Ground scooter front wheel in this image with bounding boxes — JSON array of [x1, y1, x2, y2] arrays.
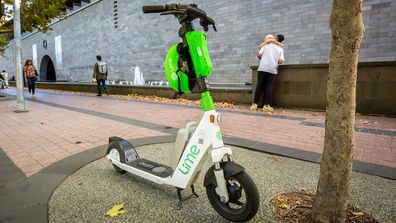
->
[[206, 171, 259, 222]]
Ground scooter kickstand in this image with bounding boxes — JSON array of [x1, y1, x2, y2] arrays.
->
[[191, 185, 199, 198], [176, 185, 199, 210], [176, 188, 183, 210]]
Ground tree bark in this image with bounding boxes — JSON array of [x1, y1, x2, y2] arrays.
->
[[312, 1, 364, 223]]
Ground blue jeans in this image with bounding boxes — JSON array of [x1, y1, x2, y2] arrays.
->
[[253, 71, 276, 105], [27, 77, 36, 94], [96, 79, 108, 95]]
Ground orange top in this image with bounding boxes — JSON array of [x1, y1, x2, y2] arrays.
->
[[24, 65, 36, 78]]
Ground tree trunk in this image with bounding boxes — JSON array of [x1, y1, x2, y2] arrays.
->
[[312, 1, 364, 223]]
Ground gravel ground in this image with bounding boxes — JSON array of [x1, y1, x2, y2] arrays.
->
[[48, 143, 396, 223]]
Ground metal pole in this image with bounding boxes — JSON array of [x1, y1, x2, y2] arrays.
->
[[13, 0, 26, 112]]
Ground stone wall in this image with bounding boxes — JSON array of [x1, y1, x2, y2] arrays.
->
[[251, 62, 396, 116], [7, 61, 396, 115], [1, 0, 395, 83]]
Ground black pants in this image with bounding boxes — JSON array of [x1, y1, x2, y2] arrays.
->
[[253, 71, 276, 105], [27, 77, 36, 94], [96, 79, 108, 95]]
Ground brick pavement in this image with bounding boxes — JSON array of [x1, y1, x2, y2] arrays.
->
[[0, 88, 395, 179], [0, 94, 167, 177]]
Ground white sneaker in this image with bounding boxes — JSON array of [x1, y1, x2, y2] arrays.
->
[[263, 105, 274, 112], [250, 103, 258, 111]]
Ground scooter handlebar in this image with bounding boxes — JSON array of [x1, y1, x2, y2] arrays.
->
[[142, 5, 166, 13], [142, 3, 216, 31], [142, 3, 193, 13], [186, 6, 206, 19]]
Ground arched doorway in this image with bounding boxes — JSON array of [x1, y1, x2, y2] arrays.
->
[[40, 55, 56, 81]]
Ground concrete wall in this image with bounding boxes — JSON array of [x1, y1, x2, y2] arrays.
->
[[1, 0, 395, 83], [251, 62, 396, 116]]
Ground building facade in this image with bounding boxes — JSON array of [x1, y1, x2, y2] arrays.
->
[[0, 0, 395, 83]]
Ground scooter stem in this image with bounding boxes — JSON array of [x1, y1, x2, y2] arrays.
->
[[201, 91, 214, 111]]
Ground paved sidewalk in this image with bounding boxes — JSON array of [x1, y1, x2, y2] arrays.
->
[[0, 88, 395, 222], [1, 88, 395, 176], [0, 93, 167, 177]]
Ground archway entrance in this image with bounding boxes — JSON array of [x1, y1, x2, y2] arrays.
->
[[40, 55, 56, 81]]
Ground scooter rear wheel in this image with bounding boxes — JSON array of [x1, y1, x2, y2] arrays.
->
[[108, 143, 127, 174], [206, 171, 259, 222], [112, 163, 127, 174]]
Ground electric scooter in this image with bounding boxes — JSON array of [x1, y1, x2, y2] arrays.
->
[[106, 4, 260, 222]]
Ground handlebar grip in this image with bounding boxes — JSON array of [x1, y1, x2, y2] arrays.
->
[[142, 5, 166, 13]]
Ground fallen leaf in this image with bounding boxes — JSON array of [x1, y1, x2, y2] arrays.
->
[[278, 202, 289, 209], [351, 211, 364, 216], [106, 203, 126, 217]]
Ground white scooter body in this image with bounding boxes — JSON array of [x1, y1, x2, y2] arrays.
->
[[106, 109, 232, 200], [106, 4, 260, 222]]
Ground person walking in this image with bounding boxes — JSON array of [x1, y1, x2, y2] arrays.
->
[[1, 70, 9, 88], [251, 34, 285, 112], [92, 55, 109, 96], [23, 59, 38, 95]]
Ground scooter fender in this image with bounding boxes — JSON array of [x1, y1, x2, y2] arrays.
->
[[204, 162, 245, 187], [107, 136, 139, 165]]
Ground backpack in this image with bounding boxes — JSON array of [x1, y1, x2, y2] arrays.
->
[[97, 61, 107, 74]]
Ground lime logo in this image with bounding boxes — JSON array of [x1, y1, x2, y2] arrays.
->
[[216, 131, 222, 141], [171, 72, 178, 80], [168, 57, 174, 70], [167, 57, 178, 80], [178, 145, 200, 175]]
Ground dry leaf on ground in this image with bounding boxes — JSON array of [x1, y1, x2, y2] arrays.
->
[[105, 203, 126, 217]]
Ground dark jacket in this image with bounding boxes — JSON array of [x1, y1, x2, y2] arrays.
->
[[93, 62, 108, 80]]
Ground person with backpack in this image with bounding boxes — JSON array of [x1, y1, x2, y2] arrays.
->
[[92, 55, 109, 96]]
